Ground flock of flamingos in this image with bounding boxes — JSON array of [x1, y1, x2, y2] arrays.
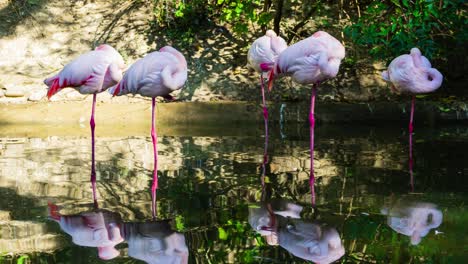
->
[[42, 29, 444, 263]]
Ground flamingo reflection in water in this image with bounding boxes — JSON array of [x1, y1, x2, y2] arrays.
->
[[48, 203, 123, 260], [381, 201, 443, 245], [48, 203, 188, 263], [248, 199, 345, 264]]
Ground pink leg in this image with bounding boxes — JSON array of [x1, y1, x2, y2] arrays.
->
[[90, 93, 98, 206], [260, 74, 269, 120], [309, 83, 317, 205], [260, 74, 269, 190], [151, 97, 158, 218], [409, 95, 415, 192]]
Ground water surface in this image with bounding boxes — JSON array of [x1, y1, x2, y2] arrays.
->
[[0, 122, 467, 263]]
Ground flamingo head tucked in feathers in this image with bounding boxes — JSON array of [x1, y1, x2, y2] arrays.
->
[[96, 44, 126, 71], [381, 47, 443, 94], [313, 31, 345, 80], [160, 46, 188, 70]]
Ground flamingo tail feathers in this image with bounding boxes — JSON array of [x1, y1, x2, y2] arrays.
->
[[46, 78, 62, 99], [47, 202, 61, 221], [109, 82, 121, 96]]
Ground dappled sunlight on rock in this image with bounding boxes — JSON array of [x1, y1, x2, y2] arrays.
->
[[0, 221, 67, 254]]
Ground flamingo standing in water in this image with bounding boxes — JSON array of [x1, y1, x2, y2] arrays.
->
[[44, 44, 125, 202], [248, 30, 287, 172], [248, 30, 288, 123], [109, 46, 188, 216], [381, 48, 443, 191], [267, 31, 345, 204]]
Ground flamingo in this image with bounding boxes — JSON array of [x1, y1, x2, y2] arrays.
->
[[44, 44, 125, 201], [247, 30, 288, 123], [267, 31, 345, 204], [249, 200, 345, 263], [48, 203, 124, 260], [124, 221, 189, 263], [381, 48, 443, 190], [381, 202, 443, 245], [49, 202, 188, 263], [109, 46, 188, 216]]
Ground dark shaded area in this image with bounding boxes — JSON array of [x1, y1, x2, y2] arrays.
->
[[93, 0, 145, 45], [0, 0, 48, 37], [147, 21, 249, 101]]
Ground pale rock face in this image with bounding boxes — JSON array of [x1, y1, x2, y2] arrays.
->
[[0, 0, 152, 103], [28, 89, 47, 101]]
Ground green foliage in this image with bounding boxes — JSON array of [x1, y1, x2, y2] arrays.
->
[[151, 0, 267, 43], [17, 255, 29, 264], [218, 226, 228, 240], [26, 0, 40, 5], [175, 214, 186, 231], [344, 0, 467, 61], [217, 0, 263, 34]]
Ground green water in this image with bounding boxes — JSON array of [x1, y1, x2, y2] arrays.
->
[[0, 123, 467, 263]]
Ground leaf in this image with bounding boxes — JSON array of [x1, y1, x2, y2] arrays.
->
[[175, 215, 185, 231], [27, 0, 39, 5], [390, 0, 401, 8], [257, 13, 273, 25], [17, 255, 29, 264], [218, 227, 228, 240], [175, 10, 184, 17]]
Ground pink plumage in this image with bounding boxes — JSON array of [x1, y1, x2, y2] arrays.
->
[[248, 30, 288, 73], [44, 44, 125, 98], [381, 48, 443, 94], [272, 31, 345, 86], [109, 46, 187, 206], [247, 29, 288, 122], [382, 48, 444, 192], [109, 46, 187, 98], [266, 31, 345, 205], [43, 44, 125, 200]]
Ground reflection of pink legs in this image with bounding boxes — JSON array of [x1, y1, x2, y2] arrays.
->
[[309, 83, 317, 205], [151, 97, 158, 218], [90, 93, 98, 205], [409, 96, 415, 192]]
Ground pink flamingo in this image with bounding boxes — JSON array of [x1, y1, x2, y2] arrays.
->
[[109, 46, 188, 217], [267, 31, 345, 205], [44, 44, 125, 202], [248, 30, 287, 123], [48, 202, 124, 260], [381, 48, 443, 191]]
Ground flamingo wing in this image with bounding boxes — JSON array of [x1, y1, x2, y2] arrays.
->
[[111, 49, 186, 98], [44, 50, 118, 97]]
